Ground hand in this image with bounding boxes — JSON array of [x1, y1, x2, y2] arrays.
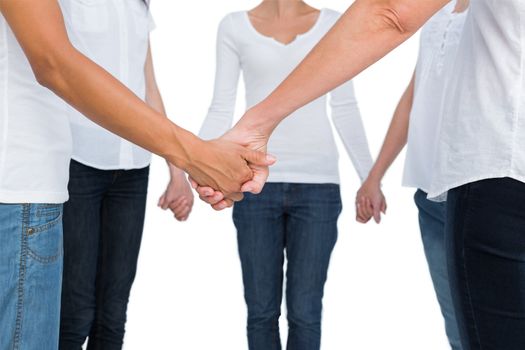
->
[[356, 177, 387, 224], [183, 134, 274, 205], [158, 171, 194, 221], [190, 109, 274, 211]]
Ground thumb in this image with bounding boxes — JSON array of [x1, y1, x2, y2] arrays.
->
[[158, 194, 166, 209], [243, 149, 276, 166]]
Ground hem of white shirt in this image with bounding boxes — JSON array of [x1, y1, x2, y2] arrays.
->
[[427, 171, 525, 202], [0, 189, 68, 204], [71, 156, 151, 171], [267, 173, 340, 185], [402, 180, 430, 194]]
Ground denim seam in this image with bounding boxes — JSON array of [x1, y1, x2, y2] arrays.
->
[[36, 205, 61, 218], [460, 184, 483, 349], [28, 213, 62, 234], [27, 249, 61, 264], [13, 204, 30, 350]]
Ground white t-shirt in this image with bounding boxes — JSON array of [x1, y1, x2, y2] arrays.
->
[[402, 2, 467, 193], [0, 0, 153, 204], [0, 12, 71, 203], [429, 0, 525, 199], [62, 0, 154, 170], [199, 9, 373, 184]]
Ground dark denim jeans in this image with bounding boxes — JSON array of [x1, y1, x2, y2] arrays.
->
[[414, 190, 462, 350], [59, 160, 149, 350], [446, 178, 525, 350], [233, 183, 342, 350]]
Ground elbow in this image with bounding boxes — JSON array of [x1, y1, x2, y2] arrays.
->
[[30, 52, 65, 91], [369, 0, 420, 36]]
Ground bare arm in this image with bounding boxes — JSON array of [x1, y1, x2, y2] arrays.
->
[[0, 0, 273, 200], [196, 0, 449, 209], [143, 44, 194, 221], [356, 72, 415, 223], [368, 71, 415, 183], [236, 0, 449, 136]]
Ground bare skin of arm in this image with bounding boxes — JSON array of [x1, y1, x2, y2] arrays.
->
[[0, 0, 274, 201], [356, 72, 415, 224], [142, 44, 195, 221], [196, 0, 450, 209]]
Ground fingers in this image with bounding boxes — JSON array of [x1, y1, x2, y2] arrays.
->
[[356, 196, 370, 223], [242, 149, 276, 167], [195, 186, 215, 197], [199, 192, 222, 205], [373, 201, 382, 224], [171, 199, 192, 221], [241, 164, 268, 194], [158, 193, 166, 209], [364, 197, 373, 220], [211, 198, 234, 211]]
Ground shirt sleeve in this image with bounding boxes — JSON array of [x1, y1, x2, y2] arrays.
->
[[329, 80, 374, 182], [198, 14, 241, 140]]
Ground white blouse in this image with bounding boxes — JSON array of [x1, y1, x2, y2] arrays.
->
[[199, 9, 373, 184], [403, 2, 467, 193], [0, 11, 71, 203], [429, 0, 525, 199], [61, 0, 155, 170]]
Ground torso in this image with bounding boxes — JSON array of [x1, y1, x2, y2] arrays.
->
[[0, 9, 71, 203], [429, 0, 525, 198], [60, 0, 153, 170], [233, 9, 346, 184], [403, 2, 467, 192]]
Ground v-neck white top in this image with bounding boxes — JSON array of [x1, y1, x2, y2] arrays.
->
[[199, 9, 373, 184], [63, 0, 155, 170], [428, 0, 525, 199], [402, 2, 467, 193]]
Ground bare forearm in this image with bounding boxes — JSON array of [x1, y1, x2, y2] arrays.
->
[[1, 0, 197, 171], [143, 45, 186, 176], [47, 49, 195, 169], [239, 0, 449, 135], [368, 73, 415, 182]]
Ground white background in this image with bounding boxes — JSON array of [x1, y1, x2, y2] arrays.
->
[[124, 1, 449, 349]]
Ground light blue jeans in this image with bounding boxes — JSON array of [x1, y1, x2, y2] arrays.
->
[[0, 203, 64, 350], [414, 190, 462, 350]]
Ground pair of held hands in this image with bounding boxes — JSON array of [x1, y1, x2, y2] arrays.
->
[[159, 119, 275, 220], [159, 119, 388, 224]]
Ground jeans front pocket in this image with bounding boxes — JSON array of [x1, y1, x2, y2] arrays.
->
[[26, 204, 63, 264]]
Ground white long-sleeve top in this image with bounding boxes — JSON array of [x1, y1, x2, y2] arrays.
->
[[199, 9, 373, 184]]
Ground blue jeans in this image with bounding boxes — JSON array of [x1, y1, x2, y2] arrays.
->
[[233, 183, 342, 350], [446, 178, 525, 350], [59, 160, 149, 350], [0, 203, 64, 350], [414, 190, 462, 350]]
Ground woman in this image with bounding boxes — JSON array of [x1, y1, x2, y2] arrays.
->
[[356, 2, 468, 349], [0, 0, 270, 348], [58, 1, 194, 348], [199, 1, 373, 349], [199, 0, 525, 348]]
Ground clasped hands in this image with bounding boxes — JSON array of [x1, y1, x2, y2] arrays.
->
[[183, 116, 274, 211]]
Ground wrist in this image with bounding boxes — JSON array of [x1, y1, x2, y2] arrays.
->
[[237, 100, 286, 138], [164, 125, 202, 173], [365, 170, 384, 186]]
